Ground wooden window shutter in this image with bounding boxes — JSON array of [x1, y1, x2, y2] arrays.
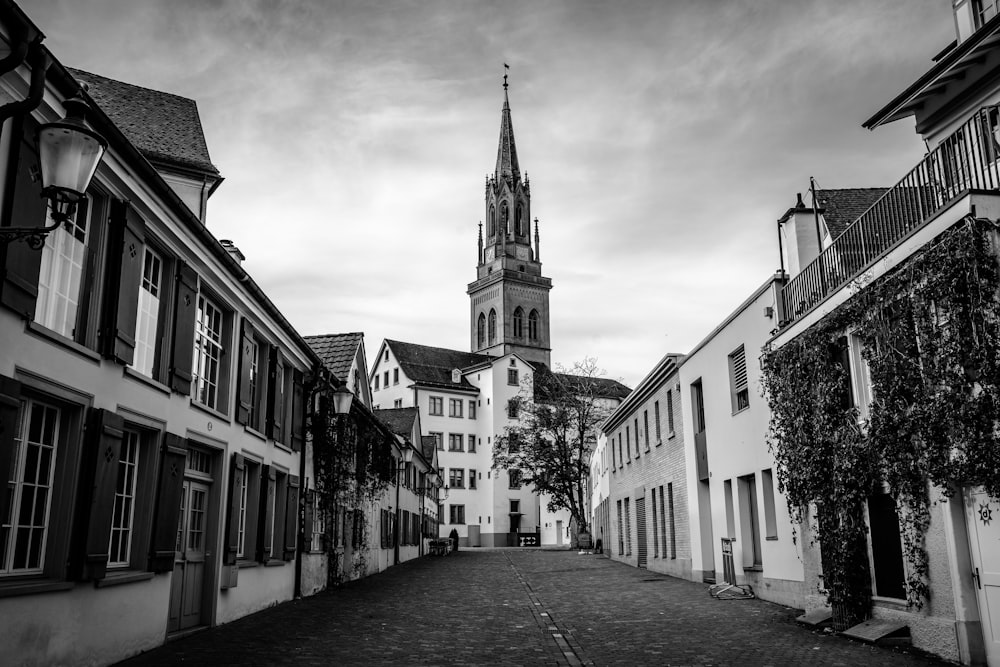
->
[[257, 464, 276, 562], [102, 200, 146, 365], [148, 433, 187, 573], [72, 408, 126, 581], [169, 262, 198, 394], [0, 375, 22, 531], [236, 320, 256, 426], [0, 118, 47, 318], [283, 475, 299, 561], [266, 347, 284, 441], [303, 489, 315, 550], [225, 453, 245, 566], [290, 369, 304, 452]]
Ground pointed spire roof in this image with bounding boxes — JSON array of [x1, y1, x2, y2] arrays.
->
[[495, 77, 521, 183]]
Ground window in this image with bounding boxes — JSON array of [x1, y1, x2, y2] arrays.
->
[[507, 398, 520, 419], [469, 470, 477, 489], [528, 309, 539, 341], [634, 419, 640, 456], [468, 434, 477, 453], [643, 411, 650, 452], [651, 491, 658, 558], [449, 468, 465, 488], [449, 504, 465, 525], [448, 433, 464, 452], [2, 398, 61, 575], [729, 345, 750, 413], [107, 430, 141, 568], [666, 484, 675, 559], [130, 247, 163, 377], [762, 469, 778, 540], [393, 399, 403, 408], [667, 390, 675, 435], [724, 479, 736, 538], [429, 396, 443, 416], [469, 400, 477, 420], [384, 349, 389, 362], [618, 434, 624, 467], [34, 198, 93, 339], [236, 458, 261, 560], [488, 309, 497, 345], [611, 436, 616, 469], [393, 369, 399, 385], [513, 307, 524, 338], [477, 313, 486, 348], [654, 401, 661, 443], [449, 399, 463, 418], [624, 498, 632, 555], [625, 427, 631, 462], [383, 371, 389, 387], [431, 432, 443, 450], [509, 469, 522, 489], [976, 0, 1000, 27], [737, 474, 762, 568], [192, 292, 226, 410], [508, 368, 519, 386], [374, 375, 379, 390], [488, 204, 496, 237]]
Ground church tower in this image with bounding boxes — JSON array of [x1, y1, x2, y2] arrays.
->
[[468, 76, 552, 366]]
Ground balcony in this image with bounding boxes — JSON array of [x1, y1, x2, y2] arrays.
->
[[780, 106, 1000, 328]]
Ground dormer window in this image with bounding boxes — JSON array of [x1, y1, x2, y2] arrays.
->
[[451, 369, 461, 383]]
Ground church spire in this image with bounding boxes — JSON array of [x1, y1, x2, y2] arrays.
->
[[495, 69, 521, 183]]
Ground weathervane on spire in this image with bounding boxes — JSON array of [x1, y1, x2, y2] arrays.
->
[[503, 63, 509, 91]]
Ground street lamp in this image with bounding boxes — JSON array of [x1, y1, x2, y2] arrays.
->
[[331, 383, 354, 415], [393, 444, 414, 566], [1, 93, 107, 248]]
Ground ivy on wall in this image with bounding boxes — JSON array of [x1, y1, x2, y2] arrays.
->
[[309, 396, 393, 585], [762, 217, 1000, 627]]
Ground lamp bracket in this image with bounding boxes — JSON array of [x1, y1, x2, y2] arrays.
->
[[0, 218, 61, 249]]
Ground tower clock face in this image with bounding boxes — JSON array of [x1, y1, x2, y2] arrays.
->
[[485, 247, 495, 262], [515, 246, 529, 260]]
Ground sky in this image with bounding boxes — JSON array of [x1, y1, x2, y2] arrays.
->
[[27, 0, 955, 388]]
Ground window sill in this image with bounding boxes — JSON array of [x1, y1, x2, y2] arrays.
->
[[189, 399, 231, 423], [264, 559, 286, 567], [872, 595, 908, 610], [95, 570, 156, 588], [744, 565, 763, 572], [25, 322, 101, 363], [731, 407, 750, 417], [243, 426, 267, 443], [0, 578, 75, 598], [123, 367, 171, 395], [237, 560, 259, 569], [765, 535, 779, 541], [273, 440, 293, 454]]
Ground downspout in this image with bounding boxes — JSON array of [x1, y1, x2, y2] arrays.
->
[[0, 41, 51, 126]]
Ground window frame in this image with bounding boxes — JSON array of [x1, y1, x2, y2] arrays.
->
[[449, 398, 463, 418], [191, 286, 233, 414], [728, 344, 750, 414], [449, 468, 465, 489], [428, 396, 443, 416], [448, 433, 464, 452]]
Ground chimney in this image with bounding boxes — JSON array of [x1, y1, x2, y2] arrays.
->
[[219, 239, 245, 266]]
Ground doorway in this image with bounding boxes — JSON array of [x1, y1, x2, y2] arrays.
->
[[966, 489, 1000, 666], [555, 520, 563, 546], [167, 448, 216, 634]]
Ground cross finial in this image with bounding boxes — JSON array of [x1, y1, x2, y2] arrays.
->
[[503, 63, 509, 91]]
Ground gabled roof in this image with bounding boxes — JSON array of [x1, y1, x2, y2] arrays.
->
[[385, 339, 489, 391], [305, 333, 364, 381], [495, 87, 521, 182], [815, 188, 890, 240], [532, 363, 632, 402], [374, 407, 419, 439], [420, 436, 438, 462], [68, 68, 219, 176]]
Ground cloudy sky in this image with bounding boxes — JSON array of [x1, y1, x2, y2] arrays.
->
[[29, 0, 953, 387]]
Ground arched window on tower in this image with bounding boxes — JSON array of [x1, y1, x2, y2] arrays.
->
[[477, 312, 486, 348], [528, 309, 539, 342], [513, 307, 524, 338], [515, 205, 523, 236], [500, 202, 509, 235], [488, 309, 497, 345], [488, 205, 496, 238]]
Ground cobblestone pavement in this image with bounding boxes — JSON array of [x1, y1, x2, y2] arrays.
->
[[119, 550, 949, 666]]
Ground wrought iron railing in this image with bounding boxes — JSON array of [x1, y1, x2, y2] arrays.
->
[[780, 105, 1000, 326]]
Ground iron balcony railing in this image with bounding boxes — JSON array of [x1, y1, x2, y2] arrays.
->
[[780, 105, 1000, 326]]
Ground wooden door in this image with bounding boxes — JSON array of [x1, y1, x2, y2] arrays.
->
[[966, 489, 1000, 666], [555, 520, 563, 545], [168, 479, 211, 633]]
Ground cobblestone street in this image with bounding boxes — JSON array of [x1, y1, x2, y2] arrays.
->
[[118, 550, 948, 666]]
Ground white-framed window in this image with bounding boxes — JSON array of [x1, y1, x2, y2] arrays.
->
[[393, 399, 403, 408], [192, 293, 225, 410], [469, 400, 476, 419], [449, 468, 465, 488], [448, 433, 464, 452], [35, 200, 91, 338], [429, 396, 443, 416], [2, 398, 61, 575], [449, 399, 463, 418], [449, 504, 465, 524], [728, 345, 749, 413], [108, 430, 141, 568], [508, 368, 518, 385], [130, 246, 163, 377]]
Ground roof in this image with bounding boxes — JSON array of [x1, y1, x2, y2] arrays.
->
[[495, 87, 521, 182], [385, 339, 490, 391], [305, 333, 364, 381], [374, 407, 419, 439], [603, 353, 683, 433], [815, 188, 889, 240], [420, 436, 438, 462], [533, 363, 632, 402], [68, 68, 219, 175]]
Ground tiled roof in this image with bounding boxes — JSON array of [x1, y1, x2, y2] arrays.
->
[[305, 333, 364, 382], [68, 68, 219, 175], [374, 407, 418, 439], [533, 363, 631, 401], [420, 436, 438, 462], [815, 188, 889, 240], [385, 340, 489, 391]]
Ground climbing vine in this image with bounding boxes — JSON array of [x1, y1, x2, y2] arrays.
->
[[309, 395, 393, 585], [762, 217, 1000, 626]]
